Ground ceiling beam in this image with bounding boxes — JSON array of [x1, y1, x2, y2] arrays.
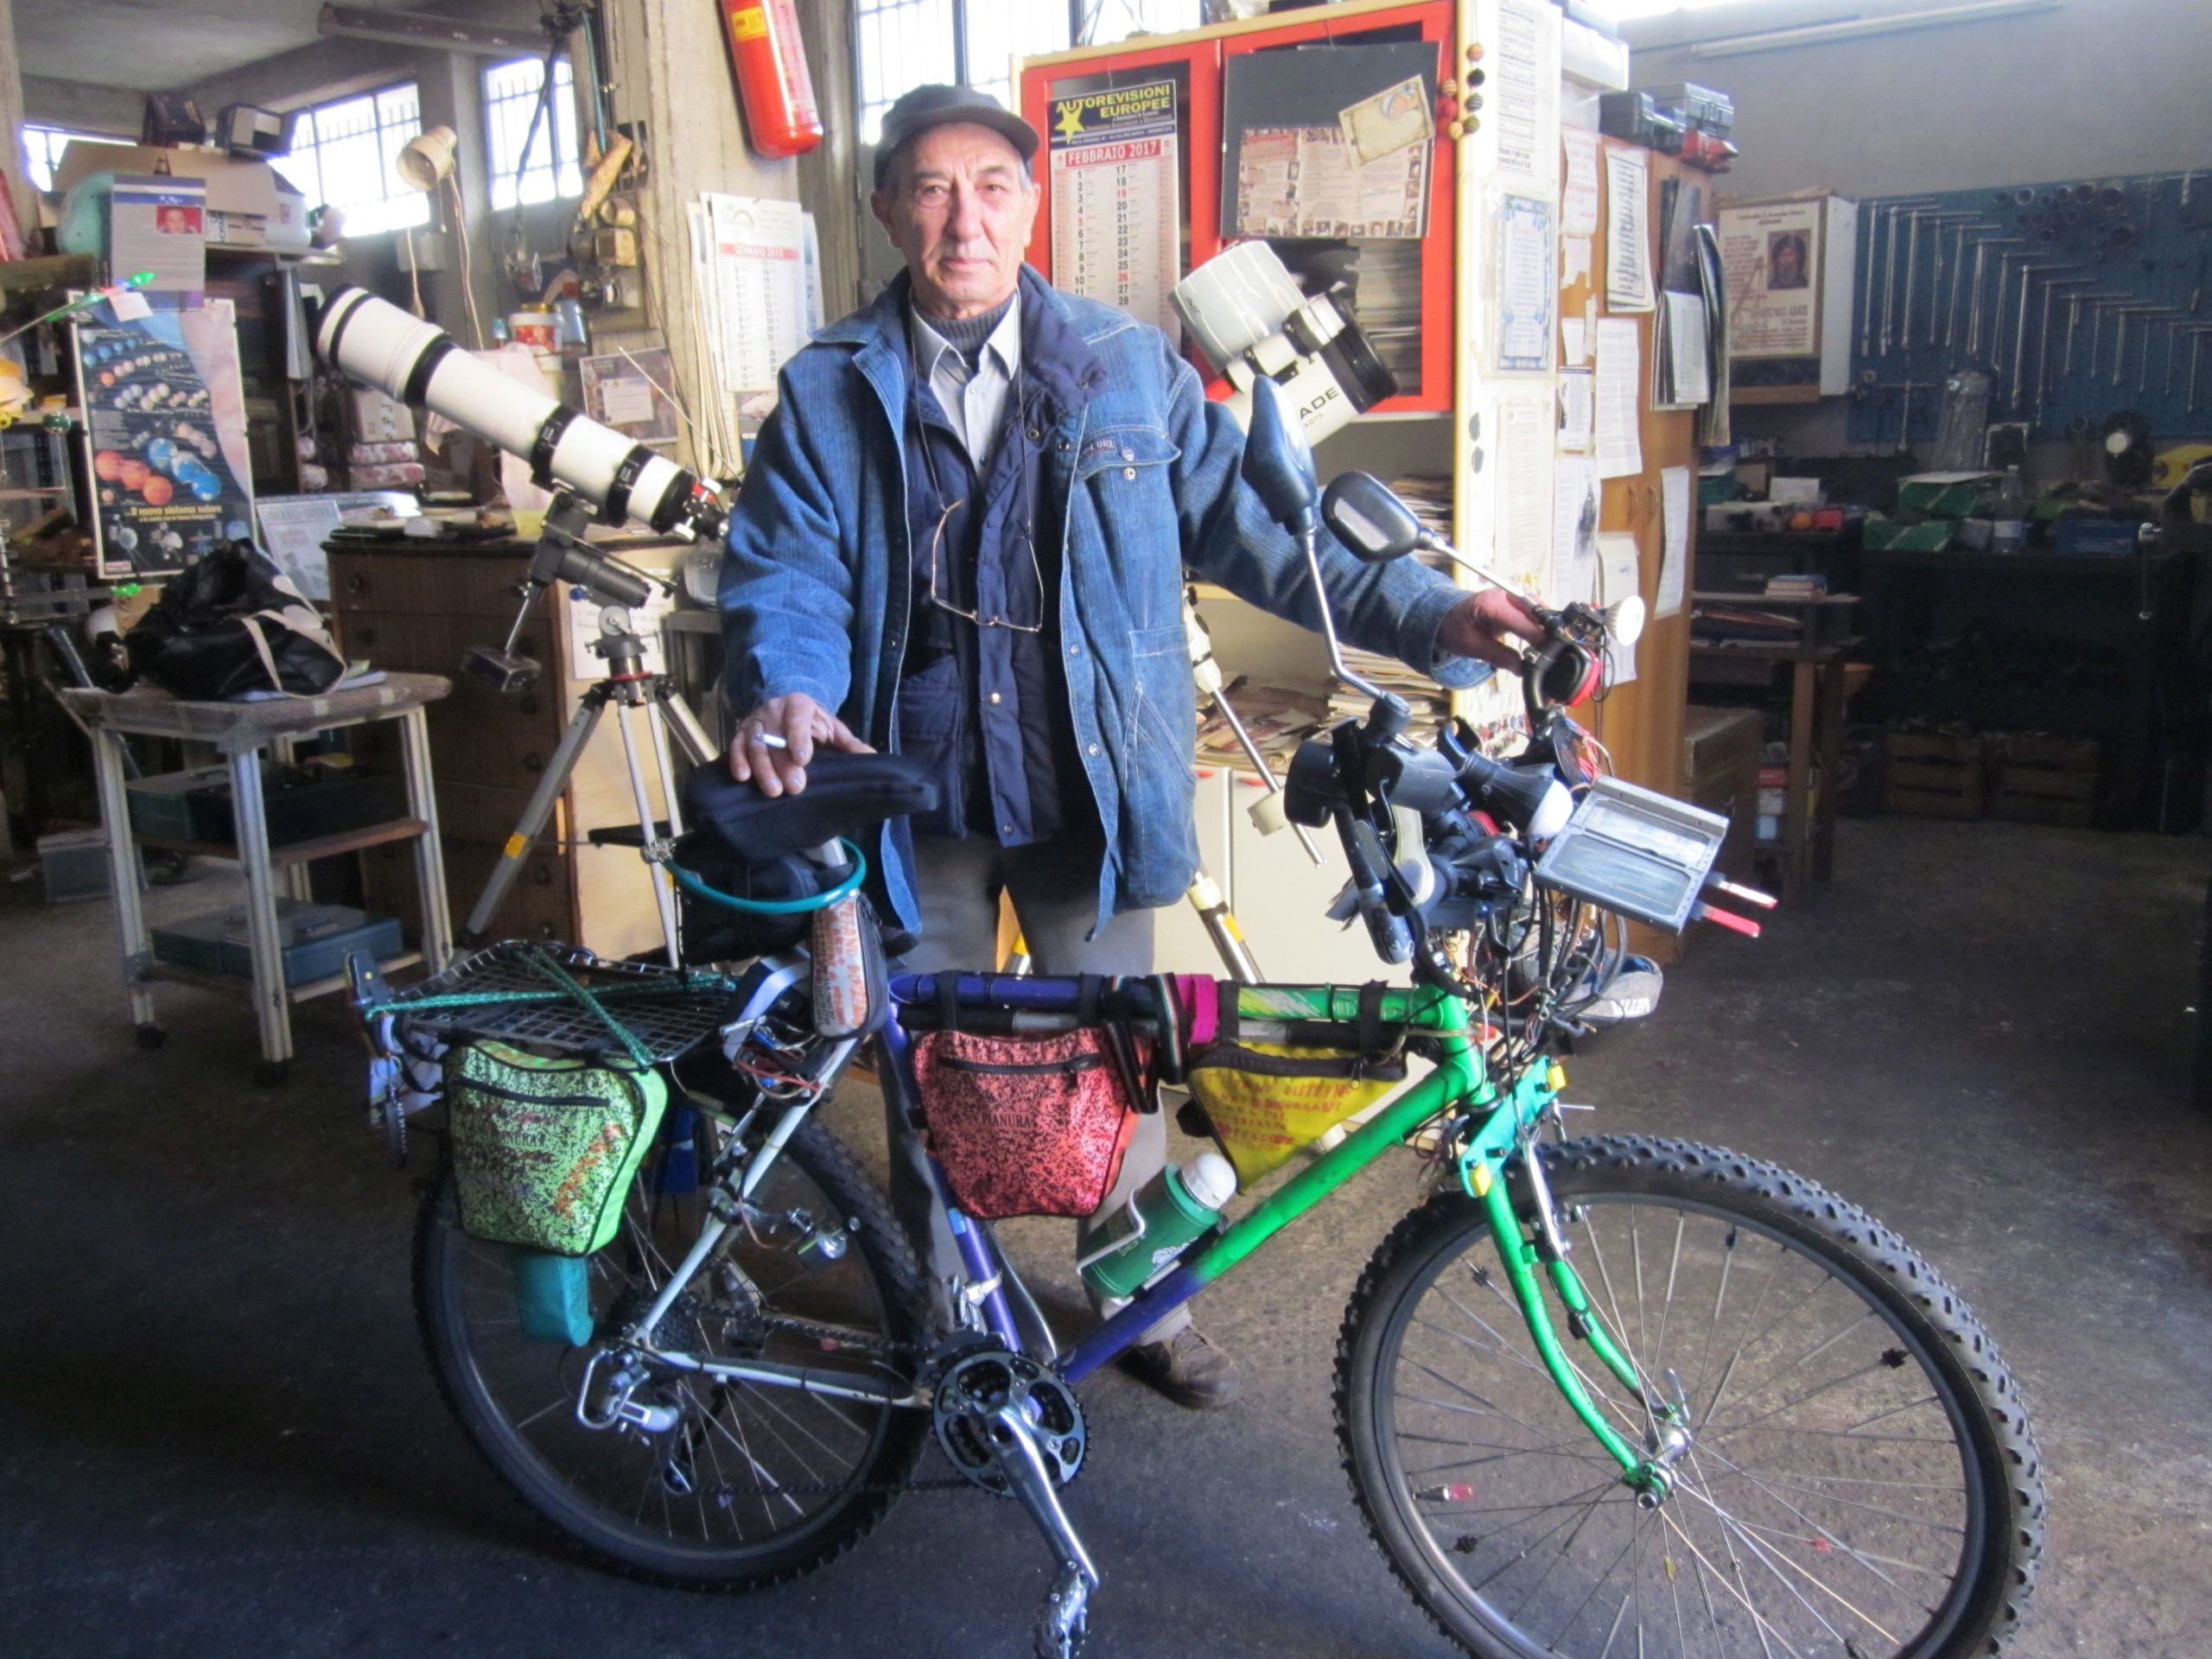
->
[[316, 5, 544, 58]]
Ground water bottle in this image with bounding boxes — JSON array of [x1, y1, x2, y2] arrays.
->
[[1078, 1152, 1239, 1300]]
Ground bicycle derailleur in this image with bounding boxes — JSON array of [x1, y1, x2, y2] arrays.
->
[[928, 1344, 1098, 1659]]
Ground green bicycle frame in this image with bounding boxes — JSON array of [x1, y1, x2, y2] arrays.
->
[[1052, 983, 1667, 1497]]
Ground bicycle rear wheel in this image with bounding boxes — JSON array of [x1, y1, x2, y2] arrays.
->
[[416, 1108, 931, 1590], [1337, 1135, 2043, 1658]]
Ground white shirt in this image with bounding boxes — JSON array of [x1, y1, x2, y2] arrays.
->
[[908, 294, 1021, 469]]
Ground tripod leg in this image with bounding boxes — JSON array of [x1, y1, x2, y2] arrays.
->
[[466, 690, 606, 944], [1185, 868, 1261, 982], [613, 700, 683, 965]]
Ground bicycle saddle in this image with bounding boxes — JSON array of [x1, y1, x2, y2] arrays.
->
[[683, 750, 940, 862]]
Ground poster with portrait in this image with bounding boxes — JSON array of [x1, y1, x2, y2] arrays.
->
[[1718, 200, 1822, 359], [70, 296, 256, 580]]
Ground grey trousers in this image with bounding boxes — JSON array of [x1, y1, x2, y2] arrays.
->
[[888, 833, 1189, 1346]]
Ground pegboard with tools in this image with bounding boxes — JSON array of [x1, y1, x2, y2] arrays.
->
[[1848, 170, 2212, 455]]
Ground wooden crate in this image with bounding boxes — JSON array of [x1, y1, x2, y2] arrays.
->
[[1883, 731, 1985, 819], [1991, 735, 2099, 828]]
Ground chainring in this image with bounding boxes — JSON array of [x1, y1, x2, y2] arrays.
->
[[931, 1348, 1087, 1497]]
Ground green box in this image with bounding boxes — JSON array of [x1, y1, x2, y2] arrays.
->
[[1894, 474, 1997, 518], [1863, 515, 1959, 552]]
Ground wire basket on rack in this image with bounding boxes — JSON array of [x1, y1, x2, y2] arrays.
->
[[379, 941, 734, 1062]]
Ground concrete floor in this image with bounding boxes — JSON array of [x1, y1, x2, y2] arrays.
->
[[3, 816, 2207, 1658]]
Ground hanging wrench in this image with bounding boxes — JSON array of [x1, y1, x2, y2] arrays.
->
[[1966, 238, 2022, 358]]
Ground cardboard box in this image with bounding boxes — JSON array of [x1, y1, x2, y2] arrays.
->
[[51, 140, 308, 251]]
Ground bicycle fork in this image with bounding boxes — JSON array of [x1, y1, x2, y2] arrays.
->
[[1459, 1067, 1688, 1505]]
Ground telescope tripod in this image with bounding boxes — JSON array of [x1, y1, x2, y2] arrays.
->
[[462, 493, 716, 965]]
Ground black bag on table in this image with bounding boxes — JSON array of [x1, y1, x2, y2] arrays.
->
[[124, 541, 346, 701]]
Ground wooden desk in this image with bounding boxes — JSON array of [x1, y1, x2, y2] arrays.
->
[[1687, 638, 1857, 899]]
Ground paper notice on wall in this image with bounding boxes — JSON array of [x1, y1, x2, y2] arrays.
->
[[1560, 368, 1594, 450], [1560, 234, 1592, 289], [1561, 316, 1588, 366], [1659, 465, 1691, 618], [1597, 531, 1643, 684], [702, 194, 809, 429], [1604, 146, 1654, 312], [1497, 194, 1556, 372], [1497, 399, 1554, 598], [1718, 198, 1822, 359], [1553, 456, 1600, 607], [1492, 0, 1558, 189], [1594, 317, 1643, 480], [1561, 127, 1601, 236], [1050, 79, 1183, 334], [1664, 290, 1713, 404], [1233, 123, 1429, 240]]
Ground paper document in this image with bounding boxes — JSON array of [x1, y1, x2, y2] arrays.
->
[[1559, 369, 1594, 451], [1596, 532, 1643, 684], [1560, 128, 1601, 236], [1664, 291, 1713, 405], [1594, 318, 1643, 480], [1561, 316, 1588, 367], [1552, 458, 1600, 608], [1491, 0, 1558, 188], [1338, 76, 1431, 167], [1659, 466, 1691, 618], [1604, 146, 1653, 312], [1497, 400, 1554, 598], [1497, 195, 1556, 372]]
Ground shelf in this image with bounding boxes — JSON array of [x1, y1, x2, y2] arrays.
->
[[142, 950, 425, 1006], [133, 817, 431, 866]]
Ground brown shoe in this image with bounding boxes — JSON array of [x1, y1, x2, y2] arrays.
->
[[1118, 1325, 1243, 1409]]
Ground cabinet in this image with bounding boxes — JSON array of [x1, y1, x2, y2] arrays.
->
[[1020, 5, 1700, 976], [327, 540, 681, 959]]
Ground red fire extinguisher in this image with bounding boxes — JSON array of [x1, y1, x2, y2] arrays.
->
[[720, 0, 823, 159]]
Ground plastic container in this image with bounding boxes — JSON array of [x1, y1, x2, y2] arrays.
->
[[152, 899, 403, 986], [1077, 1153, 1238, 1300]]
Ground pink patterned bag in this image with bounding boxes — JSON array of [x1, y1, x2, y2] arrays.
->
[[911, 1027, 1141, 1220]]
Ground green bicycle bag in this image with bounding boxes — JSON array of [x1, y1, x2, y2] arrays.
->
[[447, 1039, 667, 1256]]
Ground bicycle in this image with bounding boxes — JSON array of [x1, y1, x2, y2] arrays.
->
[[357, 380, 2044, 1657]]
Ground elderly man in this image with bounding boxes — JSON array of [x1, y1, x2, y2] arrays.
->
[[719, 85, 1540, 1408]]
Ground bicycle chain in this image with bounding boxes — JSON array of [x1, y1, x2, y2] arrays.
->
[[671, 1315, 973, 1500]]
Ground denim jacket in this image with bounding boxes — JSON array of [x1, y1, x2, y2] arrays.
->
[[718, 268, 1488, 936]]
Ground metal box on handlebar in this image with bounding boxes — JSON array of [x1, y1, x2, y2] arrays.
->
[[1532, 776, 1730, 932]]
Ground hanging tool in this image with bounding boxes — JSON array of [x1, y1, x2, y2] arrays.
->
[[1942, 222, 1999, 351], [2184, 326, 2212, 413], [2063, 291, 2129, 378], [2110, 304, 2166, 390], [1904, 212, 1978, 349], [2031, 276, 2097, 426], [1965, 237, 2022, 358], [1877, 197, 1937, 359]]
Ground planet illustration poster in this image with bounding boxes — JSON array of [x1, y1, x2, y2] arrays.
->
[[69, 296, 255, 580]]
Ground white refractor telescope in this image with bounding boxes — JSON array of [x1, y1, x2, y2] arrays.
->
[[313, 285, 725, 540]]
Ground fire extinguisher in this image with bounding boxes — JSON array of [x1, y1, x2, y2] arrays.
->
[[720, 0, 823, 159]]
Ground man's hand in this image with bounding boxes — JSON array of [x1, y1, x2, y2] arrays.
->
[[1438, 589, 1548, 672], [728, 693, 874, 798]]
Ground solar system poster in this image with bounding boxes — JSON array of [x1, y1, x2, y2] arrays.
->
[[69, 296, 254, 581]]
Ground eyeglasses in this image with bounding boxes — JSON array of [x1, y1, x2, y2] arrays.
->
[[926, 497, 1046, 632]]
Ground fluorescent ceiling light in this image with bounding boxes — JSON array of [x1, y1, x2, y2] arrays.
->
[[1692, 0, 2059, 57]]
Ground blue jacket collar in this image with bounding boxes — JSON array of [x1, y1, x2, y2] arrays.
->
[[823, 267, 1105, 418]]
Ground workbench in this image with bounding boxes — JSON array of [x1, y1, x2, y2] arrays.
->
[[61, 673, 453, 1084]]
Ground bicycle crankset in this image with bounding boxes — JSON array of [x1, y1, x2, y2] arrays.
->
[[931, 1348, 1087, 1494]]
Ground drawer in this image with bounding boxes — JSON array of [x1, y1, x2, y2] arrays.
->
[[328, 550, 534, 620], [361, 837, 576, 948], [334, 608, 556, 677]]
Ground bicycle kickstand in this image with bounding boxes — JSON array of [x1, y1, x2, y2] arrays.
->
[[988, 1402, 1101, 1658]]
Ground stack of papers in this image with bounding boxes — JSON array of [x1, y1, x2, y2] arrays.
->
[[1193, 679, 1330, 769]]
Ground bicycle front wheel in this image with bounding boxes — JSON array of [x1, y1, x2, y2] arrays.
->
[[416, 1110, 931, 1590], [1337, 1135, 2043, 1659]]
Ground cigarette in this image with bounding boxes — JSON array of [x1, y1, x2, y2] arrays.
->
[[755, 731, 788, 750]]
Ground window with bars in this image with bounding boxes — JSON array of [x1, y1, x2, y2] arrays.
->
[[483, 56, 583, 210], [271, 83, 429, 235], [23, 124, 118, 194], [855, 0, 1201, 143]]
